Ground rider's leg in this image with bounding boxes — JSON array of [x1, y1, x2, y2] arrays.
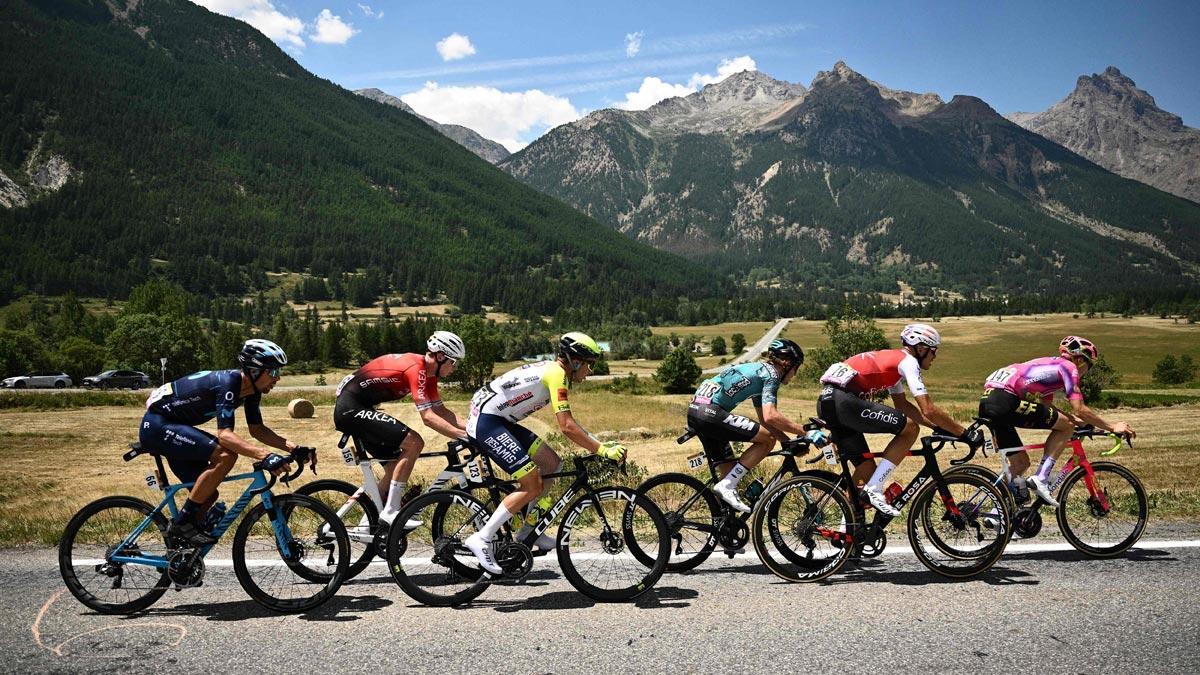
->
[[860, 418, 919, 516], [1028, 412, 1073, 505], [185, 447, 236, 509], [379, 432, 424, 523], [466, 468, 542, 574], [716, 426, 776, 485], [518, 447, 562, 550]]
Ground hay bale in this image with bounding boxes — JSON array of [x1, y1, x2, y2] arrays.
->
[[288, 398, 315, 419]]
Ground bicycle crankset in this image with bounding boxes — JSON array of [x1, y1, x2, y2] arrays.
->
[[1013, 507, 1042, 539], [717, 517, 749, 556], [859, 529, 887, 558], [167, 550, 205, 588], [496, 542, 534, 580]]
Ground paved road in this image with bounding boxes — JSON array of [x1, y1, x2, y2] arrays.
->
[[702, 317, 792, 374], [7, 524, 1199, 673]]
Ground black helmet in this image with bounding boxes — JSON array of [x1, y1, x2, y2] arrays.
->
[[767, 338, 804, 366], [238, 339, 288, 371]]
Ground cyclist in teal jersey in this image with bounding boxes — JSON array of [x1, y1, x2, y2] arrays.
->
[[688, 339, 808, 512]]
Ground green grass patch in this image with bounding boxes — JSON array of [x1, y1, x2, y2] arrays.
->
[[1094, 392, 1200, 409], [0, 391, 145, 410]]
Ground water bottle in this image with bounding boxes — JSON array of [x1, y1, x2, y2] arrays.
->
[[202, 502, 227, 534], [525, 495, 554, 526], [884, 482, 902, 505], [745, 478, 765, 505]]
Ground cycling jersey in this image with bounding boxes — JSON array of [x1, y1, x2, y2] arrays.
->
[[335, 353, 442, 410], [692, 362, 782, 411], [145, 369, 261, 430], [468, 361, 570, 423], [983, 356, 1083, 403], [820, 349, 927, 398]]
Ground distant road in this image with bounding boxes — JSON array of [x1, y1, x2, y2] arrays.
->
[[703, 317, 792, 373]]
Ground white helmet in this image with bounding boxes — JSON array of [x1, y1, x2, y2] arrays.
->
[[900, 323, 941, 349], [427, 331, 466, 360]]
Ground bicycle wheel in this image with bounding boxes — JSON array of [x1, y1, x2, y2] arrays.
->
[[945, 464, 1016, 514], [909, 473, 1011, 578], [386, 490, 490, 607], [232, 494, 350, 613], [630, 472, 718, 572], [1056, 462, 1148, 558], [751, 475, 855, 583], [294, 479, 379, 579], [59, 496, 171, 614], [556, 486, 668, 602]]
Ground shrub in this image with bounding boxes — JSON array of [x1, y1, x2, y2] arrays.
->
[[730, 333, 746, 353], [1152, 355, 1196, 385], [1079, 356, 1120, 402], [656, 347, 702, 394], [800, 307, 889, 381], [710, 336, 727, 356]]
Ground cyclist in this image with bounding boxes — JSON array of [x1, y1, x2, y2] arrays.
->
[[979, 335, 1135, 506], [333, 331, 468, 526], [462, 332, 626, 574], [140, 339, 299, 546], [688, 338, 807, 513], [817, 323, 980, 517]]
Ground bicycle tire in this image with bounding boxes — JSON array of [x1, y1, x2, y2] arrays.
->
[[59, 495, 171, 614], [631, 472, 719, 572], [386, 490, 490, 607], [908, 473, 1011, 578], [944, 464, 1017, 514], [232, 494, 350, 613], [294, 478, 379, 579], [556, 486, 669, 602], [751, 475, 856, 583], [1056, 461, 1148, 558]]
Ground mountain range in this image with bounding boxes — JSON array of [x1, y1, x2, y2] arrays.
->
[[354, 88, 510, 164], [1008, 66, 1200, 205], [501, 63, 1200, 298]]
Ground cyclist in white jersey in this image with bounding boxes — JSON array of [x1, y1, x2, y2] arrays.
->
[[463, 332, 627, 574]]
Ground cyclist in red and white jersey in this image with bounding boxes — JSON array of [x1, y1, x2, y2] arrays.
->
[[979, 336, 1135, 505], [333, 331, 468, 525], [817, 324, 981, 516]]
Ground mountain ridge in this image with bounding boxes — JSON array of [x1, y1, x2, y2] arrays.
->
[[354, 88, 510, 164]]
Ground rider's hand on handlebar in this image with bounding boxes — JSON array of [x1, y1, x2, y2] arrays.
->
[[1111, 422, 1135, 439], [294, 445, 318, 473], [260, 453, 290, 476], [597, 441, 627, 463], [961, 427, 985, 450]]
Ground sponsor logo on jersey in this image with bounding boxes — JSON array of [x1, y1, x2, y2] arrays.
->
[[360, 376, 402, 388], [860, 408, 900, 425], [557, 388, 569, 401], [497, 392, 534, 411], [353, 409, 394, 422], [500, 378, 520, 390]]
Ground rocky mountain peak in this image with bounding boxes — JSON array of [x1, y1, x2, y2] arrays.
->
[[694, 69, 806, 105], [812, 61, 871, 90], [354, 88, 510, 164], [356, 87, 416, 114]]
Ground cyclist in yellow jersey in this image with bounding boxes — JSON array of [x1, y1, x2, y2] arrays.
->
[[463, 332, 626, 573]]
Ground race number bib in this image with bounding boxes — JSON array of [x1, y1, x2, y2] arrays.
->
[[693, 381, 720, 404], [820, 362, 858, 387], [463, 457, 485, 484], [686, 452, 707, 470], [335, 373, 353, 397], [469, 387, 492, 417], [145, 382, 172, 408], [985, 367, 1015, 387]]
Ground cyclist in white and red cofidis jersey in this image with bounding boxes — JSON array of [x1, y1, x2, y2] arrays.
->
[[333, 331, 468, 526], [817, 324, 981, 516]]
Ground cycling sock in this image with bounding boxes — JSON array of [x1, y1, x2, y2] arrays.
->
[[1035, 456, 1056, 481], [865, 459, 897, 491], [176, 499, 202, 524], [383, 481, 407, 511], [478, 504, 513, 540], [718, 462, 748, 489]]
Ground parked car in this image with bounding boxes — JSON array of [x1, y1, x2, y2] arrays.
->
[[1, 372, 74, 389], [82, 370, 152, 390]]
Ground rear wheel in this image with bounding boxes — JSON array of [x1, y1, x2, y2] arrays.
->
[[909, 473, 1011, 578], [386, 490, 490, 607], [751, 475, 855, 583], [59, 496, 171, 614], [294, 479, 379, 579], [1056, 462, 1147, 558], [631, 472, 718, 572]]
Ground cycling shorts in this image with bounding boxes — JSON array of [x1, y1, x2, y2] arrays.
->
[[467, 412, 542, 479], [139, 411, 219, 483], [333, 395, 413, 461], [978, 388, 1059, 451], [686, 401, 759, 464], [816, 386, 908, 463]]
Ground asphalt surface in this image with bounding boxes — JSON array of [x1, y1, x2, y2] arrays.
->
[[702, 318, 792, 373], [6, 521, 1199, 674]]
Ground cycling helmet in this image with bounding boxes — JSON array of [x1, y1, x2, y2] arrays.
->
[[559, 332, 602, 362], [427, 330, 466, 360], [1059, 335, 1098, 364], [767, 338, 805, 366], [900, 323, 941, 349], [238, 339, 288, 371]]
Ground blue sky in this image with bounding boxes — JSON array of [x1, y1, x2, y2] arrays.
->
[[196, 0, 1200, 150]]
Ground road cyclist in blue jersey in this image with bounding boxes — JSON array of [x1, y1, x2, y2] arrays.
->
[[140, 339, 304, 547], [688, 338, 808, 513]]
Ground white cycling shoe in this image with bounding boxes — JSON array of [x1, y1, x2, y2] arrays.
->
[[981, 507, 1003, 533], [379, 510, 423, 531], [862, 486, 900, 517], [713, 483, 752, 514], [516, 525, 556, 552], [464, 533, 503, 575], [1028, 475, 1059, 507]]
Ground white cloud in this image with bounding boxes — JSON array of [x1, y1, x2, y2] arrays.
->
[[311, 9, 358, 44], [402, 82, 581, 152], [195, 0, 305, 48], [624, 31, 644, 58], [615, 56, 757, 110], [357, 3, 383, 19], [436, 33, 477, 62]]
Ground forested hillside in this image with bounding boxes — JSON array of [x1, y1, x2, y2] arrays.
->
[[0, 0, 721, 320]]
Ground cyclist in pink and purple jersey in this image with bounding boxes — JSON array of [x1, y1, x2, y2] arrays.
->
[[979, 336, 1135, 505]]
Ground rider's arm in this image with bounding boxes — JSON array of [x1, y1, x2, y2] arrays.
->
[[545, 363, 601, 453], [247, 424, 296, 452], [420, 403, 467, 438], [910, 395, 966, 436], [216, 427, 276, 460], [1068, 398, 1134, 437], [555, 409, 602, 453], [214, 390, 276, 460], [759, 402, 804, 437]]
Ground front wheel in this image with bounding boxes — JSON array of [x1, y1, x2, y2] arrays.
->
[[751, 475, 856, 583], [232, 494, 349, 613], [59, 496, 171, 614], [386, 490, 490, 607], [557, 486, 668, 602], [294, 479, 379, 579], [631, 472, 719, 572], [1056, 462, 1148, 558]]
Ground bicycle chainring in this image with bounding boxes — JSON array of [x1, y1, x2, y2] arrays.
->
[[860, 529, 887, 558], [496, 541, 533, 580], [1013, 507, 1042, 539], [717, 517, 749, 551], [167, 550, 205, 588]]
